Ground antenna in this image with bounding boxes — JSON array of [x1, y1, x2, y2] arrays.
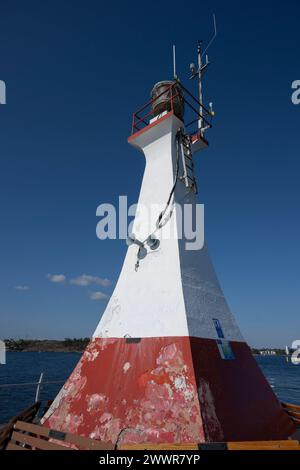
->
[[202, 13, 217, 58], [189, 14, 217, 132], [173, 45, 177, 79]]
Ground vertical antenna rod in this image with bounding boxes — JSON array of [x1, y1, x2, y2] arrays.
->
[[173, 45, 177, 79], [197, 41, 203, 130]]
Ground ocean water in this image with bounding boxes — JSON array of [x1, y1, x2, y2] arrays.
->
[[0, 352, 299, 425]]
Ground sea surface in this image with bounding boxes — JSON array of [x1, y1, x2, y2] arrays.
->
[[0, 352, 299, 425]]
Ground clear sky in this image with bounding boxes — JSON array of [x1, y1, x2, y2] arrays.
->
[[0, 0, 299, 347]]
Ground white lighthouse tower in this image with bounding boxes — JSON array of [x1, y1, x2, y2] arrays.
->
[[42, 70, 295, 444]]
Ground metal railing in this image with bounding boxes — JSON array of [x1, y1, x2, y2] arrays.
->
[[131, 81, 212, 136], [0, 372, 64, 402]]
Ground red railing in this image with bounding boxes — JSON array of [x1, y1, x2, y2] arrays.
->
[[131, 81, 212, 136]]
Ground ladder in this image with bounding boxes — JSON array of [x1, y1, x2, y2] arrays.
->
[[179, 133, 197, 192]]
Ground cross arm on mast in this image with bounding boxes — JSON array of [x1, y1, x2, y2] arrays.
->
[[189, 13, 217, 133]]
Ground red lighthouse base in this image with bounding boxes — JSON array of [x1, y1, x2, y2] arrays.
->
[[42, 337, 295, 445]]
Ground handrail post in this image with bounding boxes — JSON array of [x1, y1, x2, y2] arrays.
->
[[35, 372, 44, 403]]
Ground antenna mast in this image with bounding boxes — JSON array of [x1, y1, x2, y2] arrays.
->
[[189, 14, 217, 133], [197, 41, 203, 130]]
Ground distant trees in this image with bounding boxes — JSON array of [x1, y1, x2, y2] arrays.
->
[[4, 339, 35, 351], [2, 339, 287, 355], [63, 338, 90, 350], [4, 338, 90, 351]]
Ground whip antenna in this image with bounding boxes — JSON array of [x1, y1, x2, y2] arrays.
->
[[173, 45, 177, 79], [202, 13, 217, 57]]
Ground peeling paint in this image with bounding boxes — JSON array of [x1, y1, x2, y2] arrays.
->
[[174, 375, 186, 391], [42, 337, 205, 445], [86, 393, 108, 414], [42, 335, 294, 445], [123, 362, 131, 373]]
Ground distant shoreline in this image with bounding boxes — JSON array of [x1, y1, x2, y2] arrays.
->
[[7, 349, 83, 353], [3, 339, 286, 356], [4, 338, 89, 353]]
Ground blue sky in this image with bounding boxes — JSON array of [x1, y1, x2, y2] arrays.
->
[[0, 1, 299, 347]]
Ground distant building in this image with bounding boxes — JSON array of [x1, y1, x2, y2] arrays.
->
[[259, 349, 276, 356]]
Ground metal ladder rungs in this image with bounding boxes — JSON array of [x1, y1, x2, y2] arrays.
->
[[179, 134, 197, 192], [185, 163, 194, 172]]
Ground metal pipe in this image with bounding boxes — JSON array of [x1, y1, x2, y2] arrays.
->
[[173, 45, 176, 79], [35, 372, 44, 403], [0, 380, 64, 388], [197, 41, 203, 131]]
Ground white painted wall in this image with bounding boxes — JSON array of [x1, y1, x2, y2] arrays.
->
[[93, 114, 244, 342]]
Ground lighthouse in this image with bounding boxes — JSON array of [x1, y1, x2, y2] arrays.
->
[[42, 77, 295, 445]]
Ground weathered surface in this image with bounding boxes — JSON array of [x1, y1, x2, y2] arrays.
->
[[42, 337, 295, 444], [42, 337, 205, 445]]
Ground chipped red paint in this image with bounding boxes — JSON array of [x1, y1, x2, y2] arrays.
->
[[42, 337, 295, 445], [42, 337, 204, 445]]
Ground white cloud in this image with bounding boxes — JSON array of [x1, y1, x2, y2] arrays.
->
[[47, 274, 66, 284], [46, 273, 111, 296], [70, 274, 111, 287], [89, 291, 108, 301], [15, 285, 30, 291]]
